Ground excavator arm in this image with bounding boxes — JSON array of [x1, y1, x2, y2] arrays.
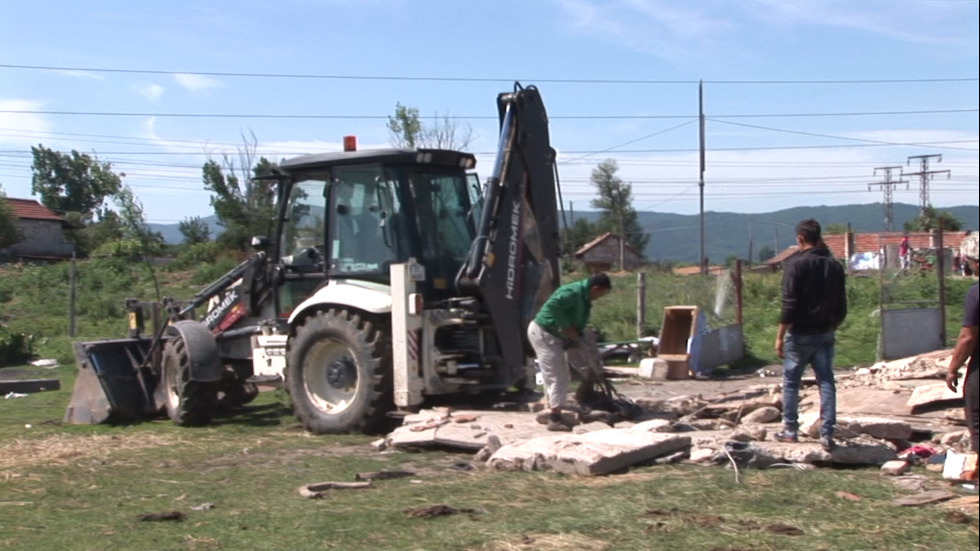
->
[[459, 83, 562, 373]]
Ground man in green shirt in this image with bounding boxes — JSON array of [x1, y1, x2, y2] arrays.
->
[[527, 273, 612, 431]]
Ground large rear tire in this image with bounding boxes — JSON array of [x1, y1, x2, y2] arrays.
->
[[287, 309, 392, 434], [161, 337, 218, 426]]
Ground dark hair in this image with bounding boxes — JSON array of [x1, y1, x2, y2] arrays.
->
[[795, 219, 822, 246], [589, 272, 612, 290]]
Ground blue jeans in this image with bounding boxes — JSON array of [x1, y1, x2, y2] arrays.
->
[[782, 332, 837, 438]]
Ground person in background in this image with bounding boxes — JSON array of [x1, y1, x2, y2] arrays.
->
[[946, 231, 979, 453], [527, 273, 612, 431], [775, 219, 848, 452], [899, 235, 911, 270]]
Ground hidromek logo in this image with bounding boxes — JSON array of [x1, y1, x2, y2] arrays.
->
[[505, 202, 520, 300], [204, 292, 238, 329]]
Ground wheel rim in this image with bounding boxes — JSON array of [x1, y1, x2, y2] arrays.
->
[[303, 338, 359, 414], [163, 352, 182, 409]]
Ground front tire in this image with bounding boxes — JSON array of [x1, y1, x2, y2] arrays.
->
[[287, 309, 392, 434], [160, 337, 218, 426]]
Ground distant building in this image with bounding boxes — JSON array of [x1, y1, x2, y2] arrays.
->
[[1, 198, 76, 262], [758, 230, 970, 272], [574, 232, 643, 272]]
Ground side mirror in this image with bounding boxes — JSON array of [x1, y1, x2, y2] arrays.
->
[[251, 236, 270, 251]]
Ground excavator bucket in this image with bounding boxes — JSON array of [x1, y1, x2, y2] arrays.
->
[[64, 338, 160, 424]]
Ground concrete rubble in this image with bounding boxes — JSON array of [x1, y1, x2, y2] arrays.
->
[[378, 348, 973, 477]]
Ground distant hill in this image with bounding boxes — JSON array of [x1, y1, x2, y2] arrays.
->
[[569, 203, 978, 264], [152, 203, 977, 264], [151, 216, 223, 245]]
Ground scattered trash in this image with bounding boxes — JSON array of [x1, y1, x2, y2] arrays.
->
[[403, 504, 487, 519], [942, 451, 979, 481], [768, 523, 804, 536], [354, 470, 415, 481], [190, 502, 215, 511], [898, 445, 938, 461], [137, 511, 186, 522], [944, 510, 972, 524], [29, 359, 59, 368], [298, 480, 372, 499], [5, 392, 28, 399]]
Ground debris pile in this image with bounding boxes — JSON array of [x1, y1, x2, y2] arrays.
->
[[378, 348, 975, 478]]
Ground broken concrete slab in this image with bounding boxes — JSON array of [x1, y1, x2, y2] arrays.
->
[[880, 460, 911, 476], [487, 431, 692, 476], [630, 419, 673, 432], [741, 406, 780, 424], [387, 409, 548, 451], [848, 416, 913, 440], [892, 489, 958, 507], [907, 383, 963, 412], [737, 440, 897, 467]]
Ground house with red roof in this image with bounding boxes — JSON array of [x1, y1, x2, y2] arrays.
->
[[573, 232, 643, 272], [1, 198, 76, 262]]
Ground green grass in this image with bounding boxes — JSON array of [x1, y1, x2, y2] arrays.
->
[[2, 379, 977, 551]]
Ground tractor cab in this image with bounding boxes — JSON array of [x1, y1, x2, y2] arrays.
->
[[274, 146, 480, 313]]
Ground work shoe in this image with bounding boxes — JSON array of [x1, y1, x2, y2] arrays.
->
[[546, 420, 573, 432], [774, 431, 798, 443], [820, 435, 836, 452]]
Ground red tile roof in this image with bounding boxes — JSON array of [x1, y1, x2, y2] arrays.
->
[[573, 232, 642, 257], [5, 198, 67, 222]]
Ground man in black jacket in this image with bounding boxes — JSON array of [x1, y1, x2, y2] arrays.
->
[[774, 219, 848, 452]]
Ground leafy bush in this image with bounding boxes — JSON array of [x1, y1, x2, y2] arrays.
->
[[0, 325, 33, 366], [164, 241, 227, 272], [191, 257, 242, 285]]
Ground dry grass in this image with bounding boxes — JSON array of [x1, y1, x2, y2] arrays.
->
[[480, 532, 610, 551], [0, 432, 182, 471]]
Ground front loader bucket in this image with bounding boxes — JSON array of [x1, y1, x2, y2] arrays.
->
[[65, 338, 160, 424]]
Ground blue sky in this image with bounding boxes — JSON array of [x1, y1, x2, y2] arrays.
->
[[1, 0, 977, 225]]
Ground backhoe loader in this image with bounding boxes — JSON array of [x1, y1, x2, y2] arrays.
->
[[66, 83, 563, 434]]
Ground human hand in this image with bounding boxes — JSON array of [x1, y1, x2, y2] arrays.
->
[[774, 338, 784, 360], [945, 369, 959, 393]]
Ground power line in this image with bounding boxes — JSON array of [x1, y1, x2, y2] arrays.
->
[[2, 63, 977, 85], [1, 107, 975, 121]]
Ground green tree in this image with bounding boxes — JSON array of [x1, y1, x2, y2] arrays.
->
[[179, 216, 211, 245], [30, 145, 122, 221], [561, 217, 599, 256], [0, 188, 23, 250], [903, 206, 962, 232], [202, 134, 278, 251], [824, 223, 848, 235], [387, 103, 474, 150], [757, 244, 775, 262], [387, 103, 422, 149], [588, 159, 648, 263], [29, 145, 127, 255]]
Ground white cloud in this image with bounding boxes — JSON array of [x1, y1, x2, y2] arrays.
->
[[555, 0, 735, 60], [0, 99, 52, 144], [174, 73, 222, 94], [553, 0, 978, 59], [135, 83, 165, 102], [58, 70, 105, 81]]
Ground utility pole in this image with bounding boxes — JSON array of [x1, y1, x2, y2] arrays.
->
[[906, 154, 950, 215], [698, 80, 706, 275], [618, 189, 625, 271], [868, 166, 908, 231]]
